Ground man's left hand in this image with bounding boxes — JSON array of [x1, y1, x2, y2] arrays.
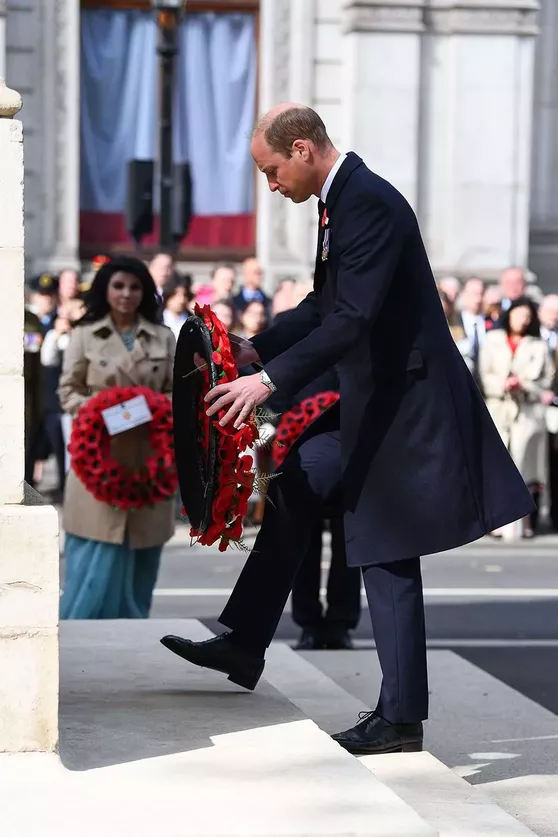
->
[[205, 374, 271, 429]]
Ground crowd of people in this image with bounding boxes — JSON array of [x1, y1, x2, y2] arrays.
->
[[437, 267, 558, 537], [22, 253, 558, 636]]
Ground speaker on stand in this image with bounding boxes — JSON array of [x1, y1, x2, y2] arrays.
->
[[126, 160, 155, 245], [173, 161, 193, 245]]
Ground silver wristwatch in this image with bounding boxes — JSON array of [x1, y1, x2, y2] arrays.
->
[[260, 369, 277, 393]]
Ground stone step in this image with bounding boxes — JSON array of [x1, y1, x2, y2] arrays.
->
[[0, 619, 435, 837], [264, 644, 540, 837], [295, 646, 558, 837]]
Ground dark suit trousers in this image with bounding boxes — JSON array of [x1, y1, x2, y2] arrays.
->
[[292, 518, 361, 630], [219, 429, 429, 723]]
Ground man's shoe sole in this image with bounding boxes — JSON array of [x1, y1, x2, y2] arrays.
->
[[333, 738, 423, 755]]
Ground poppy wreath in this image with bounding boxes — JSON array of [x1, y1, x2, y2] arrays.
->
[[272, 391, 340, 468], [186, 304, 259, 552], [69, 385, 178, 510]]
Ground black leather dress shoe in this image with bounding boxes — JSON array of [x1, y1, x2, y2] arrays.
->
[[294, 628, 323, 650], [323, 626, 354, 650], [160, 632, 264, 691], [332, 711, 423, 755]]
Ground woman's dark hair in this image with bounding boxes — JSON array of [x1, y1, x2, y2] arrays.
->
[[76, 256, 160, 325], [162, 272, 194, 306], [499, 295, 540, 338]]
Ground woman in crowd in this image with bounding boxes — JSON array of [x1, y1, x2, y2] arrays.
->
[[211, 298, 238, 332], [58, 256, 176, 618], [238, 299, 268, 340], [162, 273, 193, 340], [479, 297, 554, 537]]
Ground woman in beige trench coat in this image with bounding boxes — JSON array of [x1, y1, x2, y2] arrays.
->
[[479, 297, 555, 537], [59, 256, 176, 618]]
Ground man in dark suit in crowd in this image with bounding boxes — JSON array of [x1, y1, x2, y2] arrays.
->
[[163, 104, 533, 755], [233, 257, 272, 316]]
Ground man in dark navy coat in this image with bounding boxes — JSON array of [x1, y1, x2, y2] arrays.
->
[[162, 104, 533, 755]]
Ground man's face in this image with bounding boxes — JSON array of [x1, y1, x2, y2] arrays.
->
[[500, 268, 525, 301], [461, 279, 484, 315], [150, 254, 174, 288], [212, 268, 235, 299], [539, 298, 558, 331], [242, 258, 263, 290], [251, 135, 315, 204]]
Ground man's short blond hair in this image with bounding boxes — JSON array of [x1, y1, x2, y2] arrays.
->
[[254, 106, 332, 158]]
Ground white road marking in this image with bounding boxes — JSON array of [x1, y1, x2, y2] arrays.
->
[[153, 586, 558, 599]]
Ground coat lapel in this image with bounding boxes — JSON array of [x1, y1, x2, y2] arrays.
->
[[93, 315, 157, 387]]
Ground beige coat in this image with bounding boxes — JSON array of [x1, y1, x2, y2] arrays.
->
[[479, 330, 555, 485], [58, 314, 176, 548]]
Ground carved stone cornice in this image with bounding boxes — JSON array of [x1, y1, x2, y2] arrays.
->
[[343, 1, 426, 34], [424, 1, 540, 36]]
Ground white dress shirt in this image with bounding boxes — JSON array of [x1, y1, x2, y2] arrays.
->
[[320, 153, 347, 203], [461, 310, 486, 346]]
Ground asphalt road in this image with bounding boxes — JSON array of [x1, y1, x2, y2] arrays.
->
[[152, 523, 558, 715]]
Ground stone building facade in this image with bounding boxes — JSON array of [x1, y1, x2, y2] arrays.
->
[[2, 0, 558, 291]]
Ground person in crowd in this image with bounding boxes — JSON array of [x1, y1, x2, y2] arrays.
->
[[539, 294, 558, 352], [23, 308, 44, 486], [272, 278, 296, 318], [27, 273, 59, 334], [58, 268, 81, 310], [162, 273, 194, 340], [195, 264, 236, 307], [58, 256, 176, 619], [458, 277, 486, 380], [499, 267, 526, 313], [483, 286, 503, 330], [149, 252, 175, 298], [438, 289, 472, 372], [479, 297, 554, 538], [438, 276, 461, 306], [238, 299, 268, 340], [211, 299, 238, 332], [40, 298, 86, 477], [233, 257, 272, 315], [538, 294, 558, 529], [25, 274, 62, 492]]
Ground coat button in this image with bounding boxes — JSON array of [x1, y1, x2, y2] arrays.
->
[[153, 365, 159, 372], [100, 360, 107, 367]]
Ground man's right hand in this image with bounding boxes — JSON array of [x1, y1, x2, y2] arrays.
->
[[229, 333, 261, 368]]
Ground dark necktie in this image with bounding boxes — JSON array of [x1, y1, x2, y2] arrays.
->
[[472, 321, 480, 363], [318, 199, 325, 222]]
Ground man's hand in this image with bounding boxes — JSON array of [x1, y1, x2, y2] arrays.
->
[[206, 373, 271, 428], [229, 333, 261, 368]]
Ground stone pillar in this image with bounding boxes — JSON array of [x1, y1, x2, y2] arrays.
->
[[420, 0, 540, 278], [257, 0, 316, 293], [341, 1, 425, 210], [529, 0, 558, 289], [0, 79, 59, 753], [0, 1, 6, 79]]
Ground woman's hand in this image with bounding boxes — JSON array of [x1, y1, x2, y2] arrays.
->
[[504, 374, 521, 392]]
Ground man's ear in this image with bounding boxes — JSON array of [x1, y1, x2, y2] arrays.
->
[[292, 139, 310, 160]]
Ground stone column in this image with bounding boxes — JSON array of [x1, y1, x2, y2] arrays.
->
[[0, 1, 6, 79], [0, 79, 59, 754], [257, 0, 316, 293], [420, 0, 540, 278], [341, 1, 425, 210]]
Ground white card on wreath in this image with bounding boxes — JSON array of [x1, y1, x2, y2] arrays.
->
[[101, 395, 153, 436]]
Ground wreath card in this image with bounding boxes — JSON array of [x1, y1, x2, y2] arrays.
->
[[102, 394, 152, 436]]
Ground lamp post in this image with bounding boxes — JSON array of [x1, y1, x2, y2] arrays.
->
[[151, 0, 185, 250]]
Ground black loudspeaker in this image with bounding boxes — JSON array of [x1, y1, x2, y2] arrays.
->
[[173, 161, 193, 242], [126, 160, 154, 243]]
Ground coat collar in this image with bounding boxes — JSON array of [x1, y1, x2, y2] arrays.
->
[[324, 151, 363, 212], [90, 314, 162, 386], [91, 313, 157, 339]]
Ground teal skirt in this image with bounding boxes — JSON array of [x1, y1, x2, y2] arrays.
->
[[61, 533, 162, 619]]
